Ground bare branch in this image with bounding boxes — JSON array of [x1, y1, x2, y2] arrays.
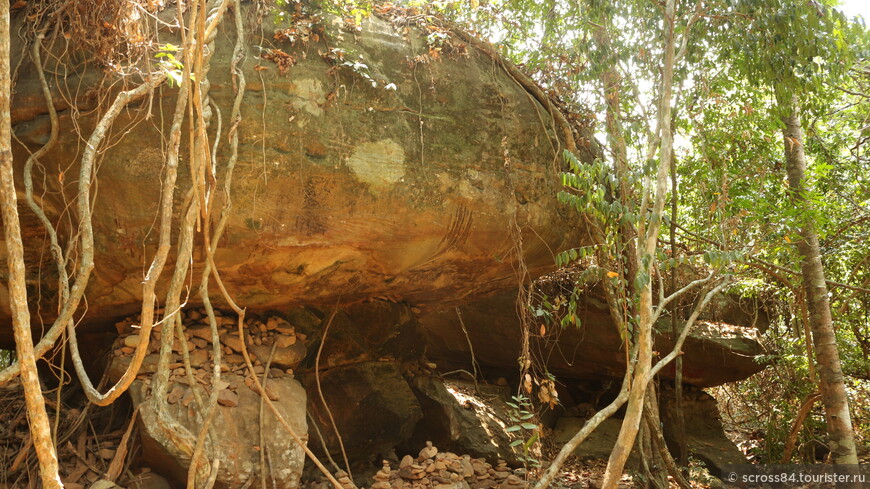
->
[[650, 271, 715, 324], [533, 362, 632, 489], [675, 0, 705, 62], [650, 277, 732, 379], [750, 256, 870, 294]]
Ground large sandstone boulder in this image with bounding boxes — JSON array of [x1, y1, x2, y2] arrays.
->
[[1, 3, 589, 345], [0, 1, 767, 481], [406, 377, 525, 465], [132, 377, 307, 488], [299, 362, 423, 461]]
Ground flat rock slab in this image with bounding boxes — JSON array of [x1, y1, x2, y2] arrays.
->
[[418, 289, 766, 388]]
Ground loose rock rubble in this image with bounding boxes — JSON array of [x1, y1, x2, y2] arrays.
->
[[111, 307, 309, 407], [309, 442, 530, 489]]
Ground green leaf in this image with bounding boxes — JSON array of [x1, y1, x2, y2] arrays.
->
[[523, 432, 540, 450]]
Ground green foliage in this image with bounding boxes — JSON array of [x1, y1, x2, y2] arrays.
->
[[557, 151, 634, 227], [0, 350, 11, 370], [532, 289, 583, 329], [711, 0, 864, 111], [505, 394, 541, 467], [430, 0, 870, 462], [155, 43, 184, 87]]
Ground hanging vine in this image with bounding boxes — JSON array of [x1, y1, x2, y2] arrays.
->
[[0, 1, 348, 487]]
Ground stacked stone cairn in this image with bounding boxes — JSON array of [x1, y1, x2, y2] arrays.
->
[[111, 307, 308, 407], [359, 442, 528, 489]]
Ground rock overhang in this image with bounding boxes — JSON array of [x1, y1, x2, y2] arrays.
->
[[0, 3, 591, 345]]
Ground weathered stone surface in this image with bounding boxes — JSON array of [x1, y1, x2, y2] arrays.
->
[[124, 472, 172, 489], [300, 361, 423, 460], [552, 417, 639, 466], [216, 388, 239, 407], [111, 349, 307, 489], [701, 293, 772, 333], [1, 4, 590, 345], [659, 384, 748, 474], [418, 290, 766, 388], [308, 302, 424, 369], [250, 342, 307, 369], [408, 377, 523, 465]]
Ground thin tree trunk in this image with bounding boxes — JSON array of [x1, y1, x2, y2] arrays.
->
[[641, 385, 669, 489], [797, 289, 818, 384], [600, 0, 677, 486], [669, 117, 688, 470], [644, 387, 691, 489], [781, 392, 821, 463], [781, 97, 858, 465], [638, 421, 653, 489], [0, 5, 62, 487]]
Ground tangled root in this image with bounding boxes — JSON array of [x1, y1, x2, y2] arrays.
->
[[21, 0, 162, 69]]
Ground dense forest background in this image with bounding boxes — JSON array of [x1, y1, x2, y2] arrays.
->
[[447, 0, 870, 459], [426, 0, 870, 473]]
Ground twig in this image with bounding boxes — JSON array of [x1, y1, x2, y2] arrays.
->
[[315, 301, 354, 483], [259, 343, 277, 489], [650, 271, 715, 324], [781, 392, 821, 463], [105, 406, 139, 482], [454, 307, 481, 393], [749, 256, 870, 294], [307, 411, 343, 473]]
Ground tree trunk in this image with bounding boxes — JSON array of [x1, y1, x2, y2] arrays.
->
[[644, 386, 691, 489], [781, 392, 821, 463], [0, 4, 63, 488], [670, 134, 688, 470], [600, 0, 677, 486], [781, 97, 858, 465]]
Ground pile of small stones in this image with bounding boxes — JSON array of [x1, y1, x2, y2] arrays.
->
[[313, 442, 529, 489], [111, 307, 308, 407]]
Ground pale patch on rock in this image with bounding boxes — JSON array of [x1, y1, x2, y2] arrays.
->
[[346, 139, 406, 190], [289, 78, 326, 117]]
